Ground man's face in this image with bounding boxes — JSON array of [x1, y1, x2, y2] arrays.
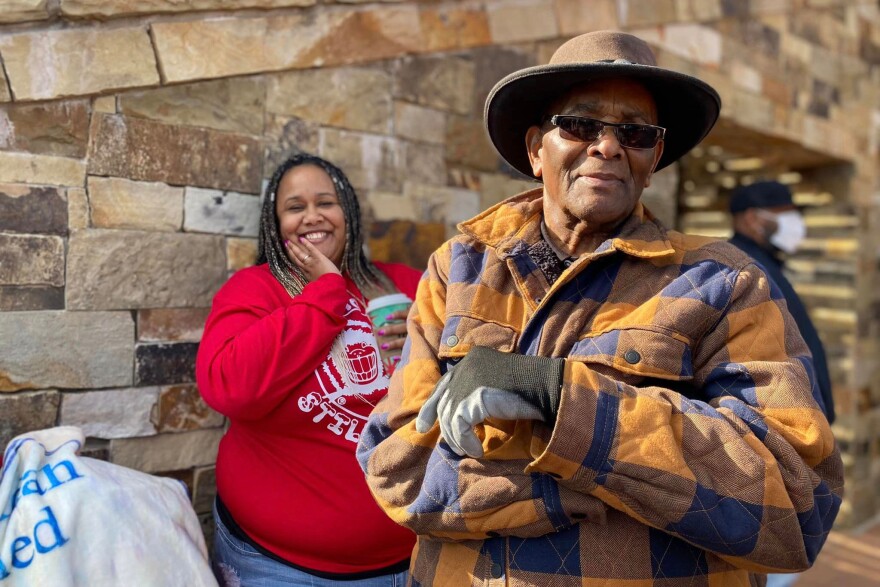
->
[[526, 78, 664, 235], [749, 204, 805, 253], [751, 204, 797, 236]]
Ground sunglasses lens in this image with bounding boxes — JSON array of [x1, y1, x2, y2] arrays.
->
[[557, 117, 603, 142], [617, 124, 662, 149], [553, 116, 662, 149]]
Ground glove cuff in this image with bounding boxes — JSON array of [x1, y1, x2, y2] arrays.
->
[[466, 347, 565, 421], [508, 353, 564, 421]]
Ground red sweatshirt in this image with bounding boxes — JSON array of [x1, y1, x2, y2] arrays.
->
[[196, 262, 420, 574]]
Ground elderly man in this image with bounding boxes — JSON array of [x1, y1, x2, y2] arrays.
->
[[358, 30, 842, 586]]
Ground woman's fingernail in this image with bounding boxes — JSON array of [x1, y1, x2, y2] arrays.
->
[[284, 239, 289, 246], [377, 329, 386, 336], [386, 314, 395, 320], [381, 343, 389, 350], [392, 356, 401, 363]]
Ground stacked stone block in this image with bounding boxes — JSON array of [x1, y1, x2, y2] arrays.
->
[[0, 0, 878, 533]]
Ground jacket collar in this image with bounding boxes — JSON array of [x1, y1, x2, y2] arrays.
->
[[457, 188, 676, 260]]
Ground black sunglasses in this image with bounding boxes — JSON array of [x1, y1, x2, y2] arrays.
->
[[549, 115, 666, 150]]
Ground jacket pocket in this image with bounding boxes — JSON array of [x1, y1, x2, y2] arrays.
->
[[569, 327, 694, 381], [437, 314, 519, 360]]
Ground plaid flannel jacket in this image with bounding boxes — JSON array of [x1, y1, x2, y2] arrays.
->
[[358, 189, 843, 586]]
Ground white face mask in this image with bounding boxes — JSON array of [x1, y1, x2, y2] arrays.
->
[[758, 210, 806, 253]]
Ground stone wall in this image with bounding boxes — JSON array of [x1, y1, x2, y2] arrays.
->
[[1, 0, 879, 533]]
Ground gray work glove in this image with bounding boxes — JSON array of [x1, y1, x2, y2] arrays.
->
[[415, 347, 565, 458]]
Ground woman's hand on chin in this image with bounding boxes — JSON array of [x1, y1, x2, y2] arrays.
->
[[285, 237, 341, 282]]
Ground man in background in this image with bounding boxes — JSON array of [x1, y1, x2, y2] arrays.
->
[[729, 180, 835, 425], [729, 180, 835, 587]]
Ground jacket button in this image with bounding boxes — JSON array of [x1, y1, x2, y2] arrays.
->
[[446, 335, 459, 347], [490, 563, 503, 578], [624, 349, 641, 364]]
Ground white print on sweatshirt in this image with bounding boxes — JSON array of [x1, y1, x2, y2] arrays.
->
[[297, 297, 390, 443]]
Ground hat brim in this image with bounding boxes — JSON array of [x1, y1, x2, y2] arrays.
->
[[485, 62, 721, 178]]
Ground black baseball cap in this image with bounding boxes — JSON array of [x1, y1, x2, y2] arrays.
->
[[729, 181, 793, 214]]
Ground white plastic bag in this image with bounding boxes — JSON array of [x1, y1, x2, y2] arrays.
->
[[0, 426, 218, 586]]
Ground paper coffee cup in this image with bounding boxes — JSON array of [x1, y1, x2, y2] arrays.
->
[[366, 293, 412, 375], [366, 293, 412, 327]]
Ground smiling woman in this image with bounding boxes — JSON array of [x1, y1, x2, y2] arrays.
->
[[275, 164, 347, 268], [195, 153, 420, 586]]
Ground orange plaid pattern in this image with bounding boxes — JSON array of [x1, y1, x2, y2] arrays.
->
[[358, 189, 843, 586]]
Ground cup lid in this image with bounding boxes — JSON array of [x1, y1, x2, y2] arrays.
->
[[366, 293, 413, 313]]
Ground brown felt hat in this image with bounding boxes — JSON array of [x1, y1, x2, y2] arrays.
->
[[484, 30, 721, 178]]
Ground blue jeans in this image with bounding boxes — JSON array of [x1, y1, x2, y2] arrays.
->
[[212, 505, 409, 587], [766, 573, 799, 587]]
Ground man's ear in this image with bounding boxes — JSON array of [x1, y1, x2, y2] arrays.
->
[[644, 139, 665, 188], [525, 126, 544, 178]]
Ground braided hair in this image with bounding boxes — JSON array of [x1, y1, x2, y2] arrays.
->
[[257, 153, 398, 300]]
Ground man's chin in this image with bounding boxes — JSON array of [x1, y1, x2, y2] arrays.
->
[[567, 203, 636, 229]]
